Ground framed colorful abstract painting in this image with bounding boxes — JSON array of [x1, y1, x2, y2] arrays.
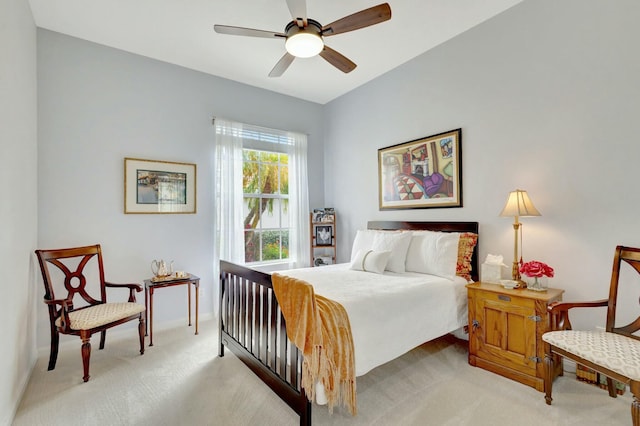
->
[[378, 128, 462, 210]]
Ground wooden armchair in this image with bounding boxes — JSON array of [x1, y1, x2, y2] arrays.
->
[[542, 245, 640, 426], [35, 244, 145, 382]]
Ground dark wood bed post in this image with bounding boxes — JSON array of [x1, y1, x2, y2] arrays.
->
[[218, 268, 225, 358], [218, 221, 479, 425]]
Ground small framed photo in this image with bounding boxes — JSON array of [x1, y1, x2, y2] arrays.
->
[[312, 211, 324, 223], [322, 213, 335, 223], [124, 158, 196, 214], [311, 207, 335, 223], [315, 225, 333, 246]]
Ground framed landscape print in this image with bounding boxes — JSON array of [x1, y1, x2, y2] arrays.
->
[[124, 158, 196, 214], [378, 128, 462, 210]]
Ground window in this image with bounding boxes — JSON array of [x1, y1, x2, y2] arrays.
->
[[243, 149, 290, 263], [213, 118, 309, 269]]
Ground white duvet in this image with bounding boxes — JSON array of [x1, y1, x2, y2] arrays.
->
[[280, 263, 468, 377]]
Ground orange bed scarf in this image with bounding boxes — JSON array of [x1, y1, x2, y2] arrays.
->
[[272, 273, 357, 415]]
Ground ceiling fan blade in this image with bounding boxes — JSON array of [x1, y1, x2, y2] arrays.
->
[[319, 46, 356, 74], [286, 0, 307, 27], [269, 53, 296, 77], [322, 3, 391, 36], [214, 25, 285, 39]]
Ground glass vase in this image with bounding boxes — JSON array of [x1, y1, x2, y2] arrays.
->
[[526, 276, 548, 292]]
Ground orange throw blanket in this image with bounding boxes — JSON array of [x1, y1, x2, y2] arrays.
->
[[272, 273, 357, 415]]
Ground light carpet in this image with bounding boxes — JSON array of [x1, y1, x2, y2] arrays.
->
[[13, 319, 632, 425]]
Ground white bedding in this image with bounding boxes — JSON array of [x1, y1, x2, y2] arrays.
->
[[280, 263, 468, 377]]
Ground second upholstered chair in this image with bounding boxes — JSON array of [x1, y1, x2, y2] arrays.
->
[[542, 245, 640, 426]]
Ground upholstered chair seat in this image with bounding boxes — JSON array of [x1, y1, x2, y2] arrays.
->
[[543, 330, 640, 381], [55, 302, 146, 330]]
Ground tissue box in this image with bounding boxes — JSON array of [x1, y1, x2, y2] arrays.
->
[[481, 263, 508, 284]]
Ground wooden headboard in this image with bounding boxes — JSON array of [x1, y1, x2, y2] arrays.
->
[[367, 220, 480, 282]]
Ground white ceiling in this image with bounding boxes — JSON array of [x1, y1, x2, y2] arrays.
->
[[28, 0, 523, 104]]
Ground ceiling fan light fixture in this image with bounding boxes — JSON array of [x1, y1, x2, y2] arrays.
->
[[214, 4, 392, 76], [285, 32, 323, 58]]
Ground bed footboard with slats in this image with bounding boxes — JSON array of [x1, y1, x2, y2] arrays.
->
[[219, 260, 311, 426]]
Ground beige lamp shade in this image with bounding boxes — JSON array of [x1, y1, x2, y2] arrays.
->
[[500, 189, 541, 218], [500, 189, 541, 282]]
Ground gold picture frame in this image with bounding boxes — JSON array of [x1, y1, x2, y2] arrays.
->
[[378, 128, 462, 210], [124, 158, 196, 214]]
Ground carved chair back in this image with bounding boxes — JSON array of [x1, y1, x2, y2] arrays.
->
[[36, 244, 107, 320], [606, 245, 640, 339]]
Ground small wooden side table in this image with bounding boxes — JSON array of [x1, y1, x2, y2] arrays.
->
[[467, 282, 564, 391], [144, 274, 200, 346]]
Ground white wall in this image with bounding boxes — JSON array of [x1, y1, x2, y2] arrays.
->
[[324, 0, 640, 330], [0, 0, 38, 423], [36, 30, 325, 348]]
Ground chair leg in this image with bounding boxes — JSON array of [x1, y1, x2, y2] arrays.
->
[[604, 377, 617, 398], [48, 328, 59, 371], [631, 382, 640, 426], [138, 316, 145, 355], [544, 352, 554, 405], [99, 330, 106, 350], [81, 333, 92, 382]]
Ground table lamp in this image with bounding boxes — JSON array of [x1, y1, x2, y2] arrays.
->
[[499, 189, 541, 283]]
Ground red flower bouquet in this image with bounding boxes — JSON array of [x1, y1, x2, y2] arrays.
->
[[519, 260, 554, 291], [519, 260, 554, 278]]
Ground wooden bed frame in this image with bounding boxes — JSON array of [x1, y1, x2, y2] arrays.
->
[[218, 221, 479, 425]]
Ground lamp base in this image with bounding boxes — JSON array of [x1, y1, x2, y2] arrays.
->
[[510, 261, 524, 287], [514, 279, 527, 288]]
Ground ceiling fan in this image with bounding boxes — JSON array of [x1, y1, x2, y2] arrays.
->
[[214, 1, 391, 77]]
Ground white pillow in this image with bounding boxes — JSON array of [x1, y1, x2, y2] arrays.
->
[[350, 249, 392, 274], [372, 231, 412, 273], [350, 229, 378, 261], [405, 231, 461, 279]]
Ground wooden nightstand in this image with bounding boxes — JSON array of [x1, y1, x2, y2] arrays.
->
[[466, 282, 564, 391]]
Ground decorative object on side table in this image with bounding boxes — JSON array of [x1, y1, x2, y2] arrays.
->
[[499, 189, 541, 286], [520, 260, 554, 292], [480, 253, 509, 284], [151, 259, 173, 278], [500, 279, 521, 289]]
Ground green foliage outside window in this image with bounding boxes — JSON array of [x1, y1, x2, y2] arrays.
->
[[243, 149, 289, 263]]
